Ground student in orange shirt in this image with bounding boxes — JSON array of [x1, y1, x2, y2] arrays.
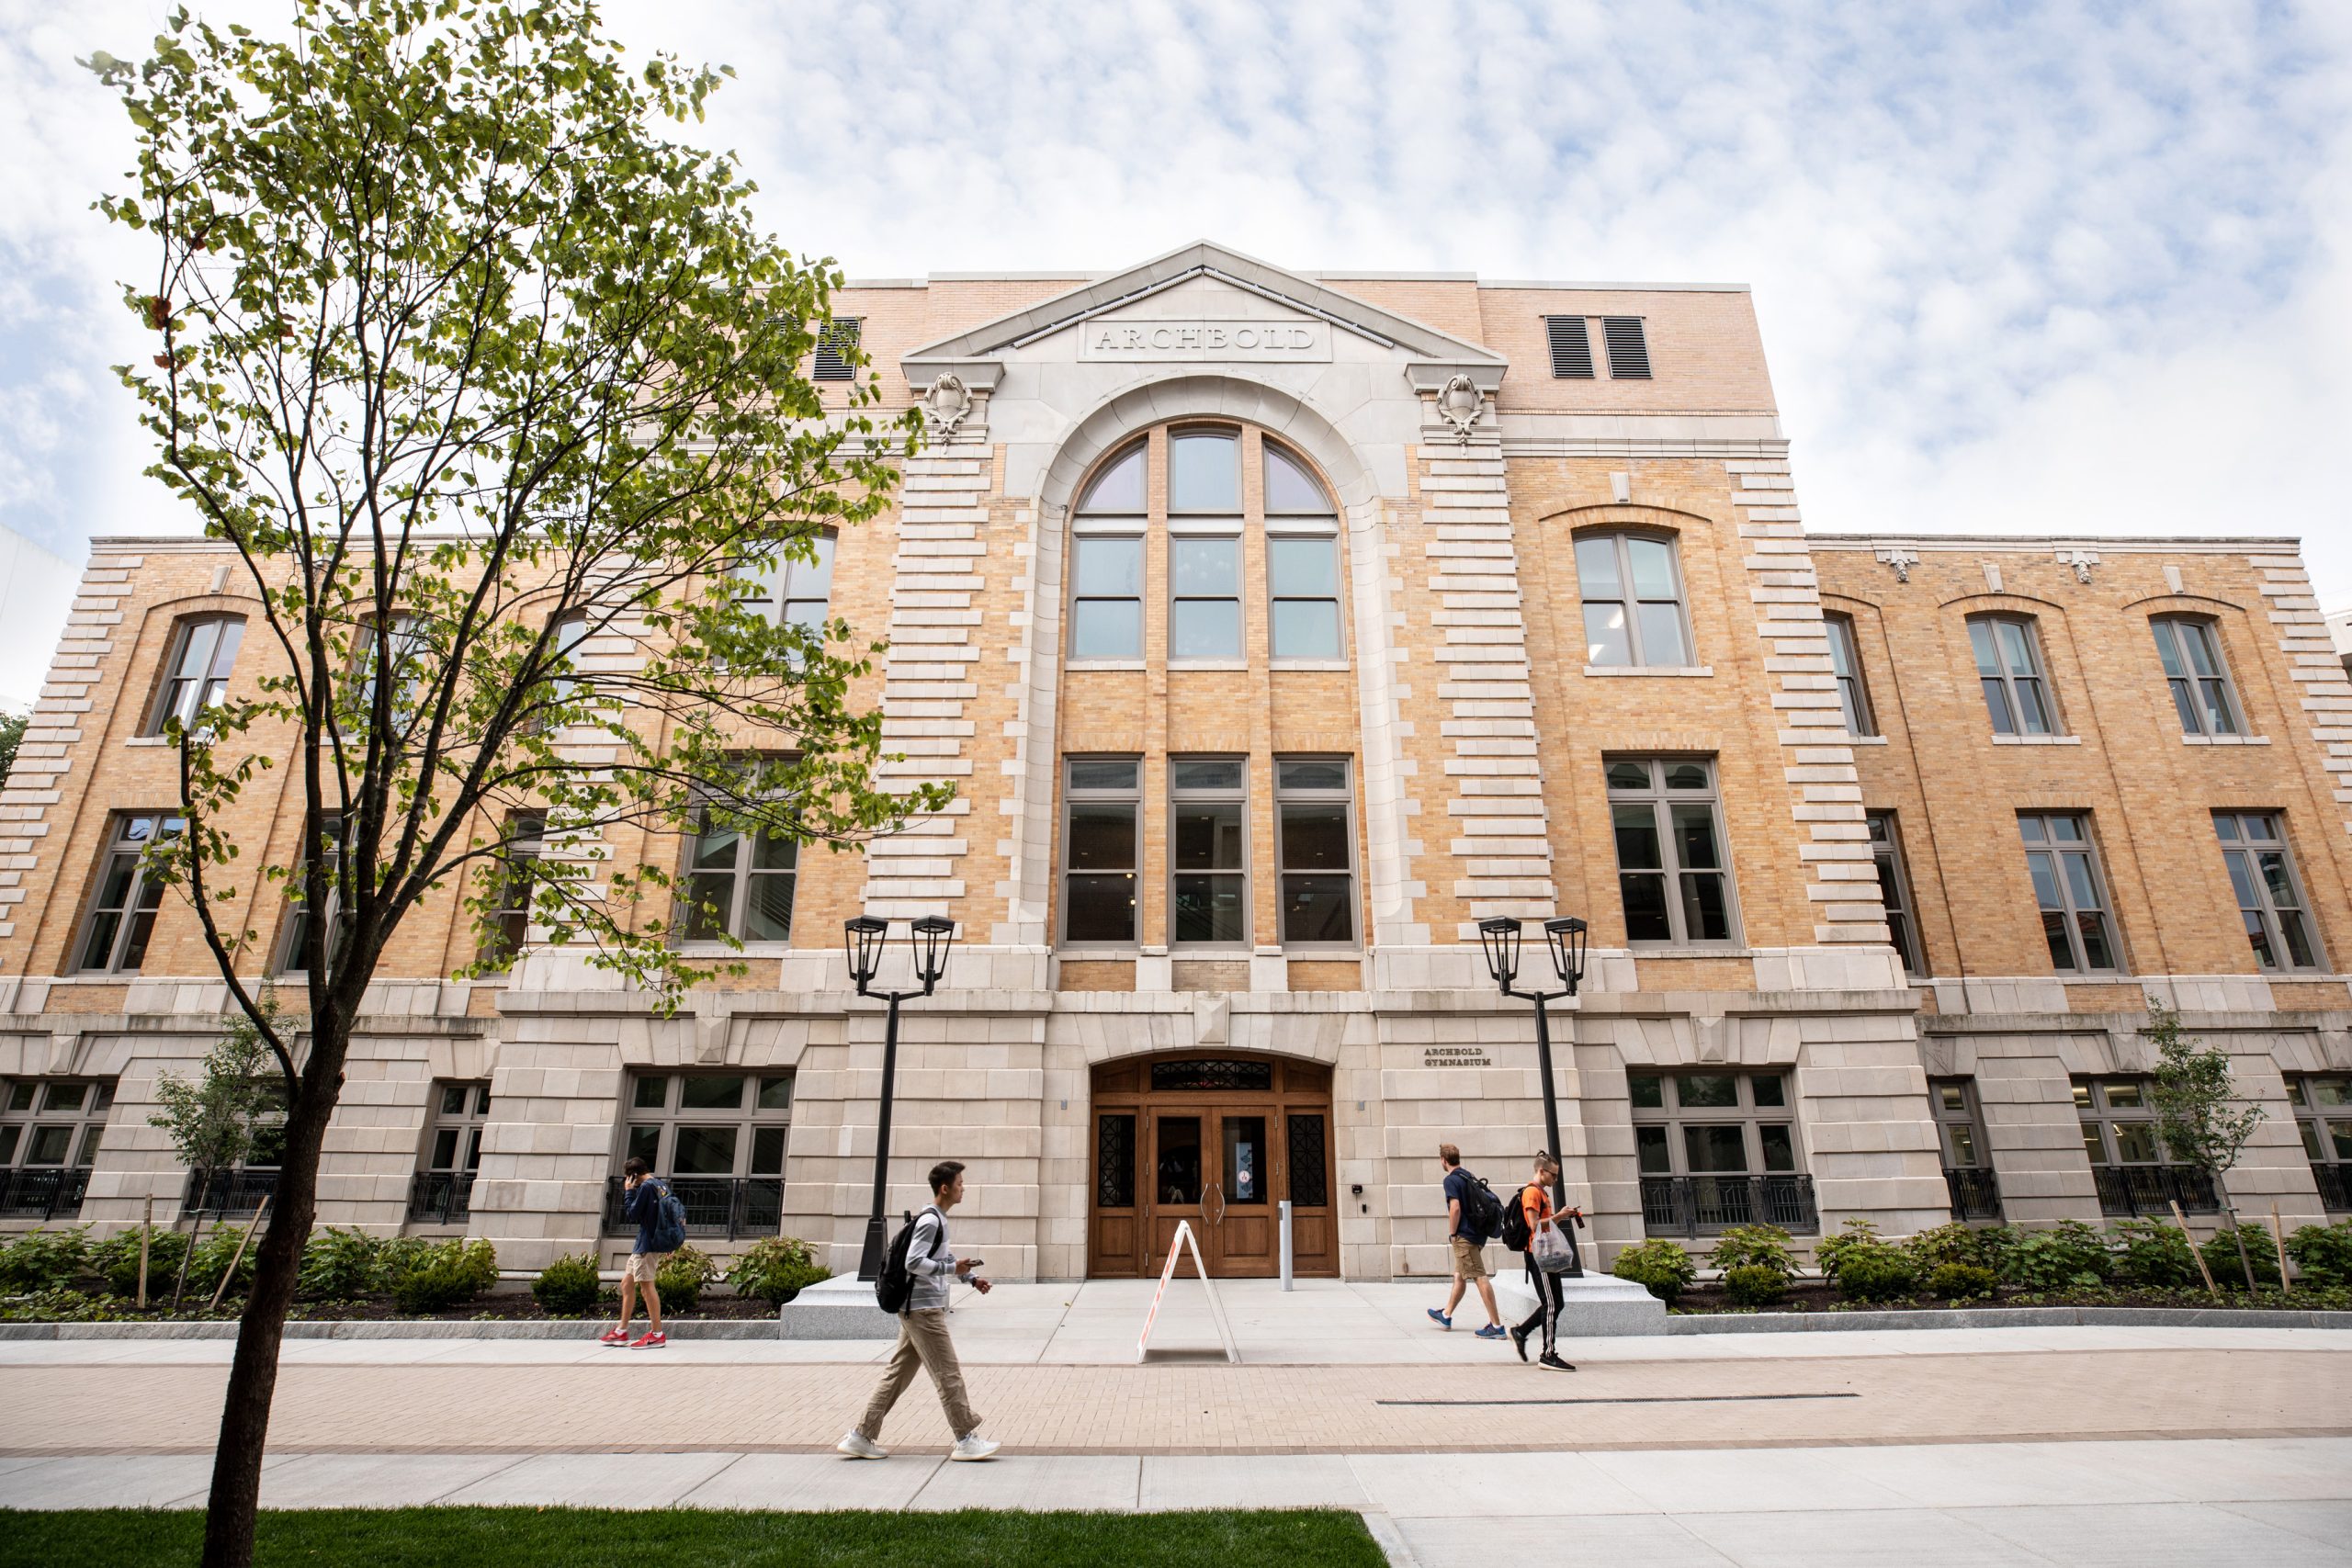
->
[[1509, 1152, 1576, 1371]]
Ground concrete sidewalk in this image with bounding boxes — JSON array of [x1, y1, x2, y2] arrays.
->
[[3, 1438, 2346, 1566]]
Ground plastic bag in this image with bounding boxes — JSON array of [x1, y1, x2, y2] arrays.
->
[[1531, 1218, 1579, 1274]]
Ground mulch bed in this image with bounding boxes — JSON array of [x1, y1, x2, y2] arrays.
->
[[1666, 1280, 2336, 1314]]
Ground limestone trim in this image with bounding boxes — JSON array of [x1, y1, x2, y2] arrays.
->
[[0, 553, 140, 942], [2248, 552, 2352, 838], [1724, 459, 1894, 952]]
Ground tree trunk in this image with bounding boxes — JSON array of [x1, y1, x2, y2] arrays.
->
[[2215, 1173, 2259, 1293], [199, 1013, 343, 1568]]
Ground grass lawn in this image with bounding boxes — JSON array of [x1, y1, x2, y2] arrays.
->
[[0, 1506, 1387, 1567]]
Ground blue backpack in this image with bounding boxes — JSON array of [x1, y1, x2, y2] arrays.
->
[[646, 1179, 688, 1254]]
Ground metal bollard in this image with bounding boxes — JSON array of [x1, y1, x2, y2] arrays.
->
[[1279, 1200, 1295, 1291]]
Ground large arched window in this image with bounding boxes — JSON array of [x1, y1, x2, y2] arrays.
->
[[1264, 445, 1341, 658], [1070, 442, 1146, 659]]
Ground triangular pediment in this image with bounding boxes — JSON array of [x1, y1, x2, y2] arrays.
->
[[902, 240, 1506, 378]]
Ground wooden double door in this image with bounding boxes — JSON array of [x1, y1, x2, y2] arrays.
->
[[1089, 1055, 1336, 1279]]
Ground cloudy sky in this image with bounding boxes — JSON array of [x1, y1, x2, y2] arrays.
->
[[4, 0, 2348, 660]]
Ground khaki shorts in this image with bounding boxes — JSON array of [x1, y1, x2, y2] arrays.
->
[[1449, 1236, 1489, 1280], [624, 1251, 667, 1283]]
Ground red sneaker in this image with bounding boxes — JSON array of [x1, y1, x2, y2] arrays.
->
[[629, 1330, 667, 1348], [599, 1329, 628, 1345]]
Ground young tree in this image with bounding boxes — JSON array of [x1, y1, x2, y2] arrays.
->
[[0, 708, 27, 786], [90, 5, 942, 1562], [148, 999, 280, 1303], [2146, 998, 2267, 1291]]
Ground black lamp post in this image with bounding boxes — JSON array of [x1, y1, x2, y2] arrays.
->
[[846, 912, 957, 1280], [1477, 915, 1588, 1230]]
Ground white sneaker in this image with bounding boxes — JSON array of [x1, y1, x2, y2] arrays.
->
[[836, 1430, 888, 1460], [949, 1433, 1001, 1461]]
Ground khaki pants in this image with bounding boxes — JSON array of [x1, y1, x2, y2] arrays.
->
[[858, 1308, 980, 1440]]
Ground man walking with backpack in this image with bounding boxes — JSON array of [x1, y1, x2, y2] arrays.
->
[[838, 1159, 1000, 1462], [1426, 1143, 1508, 1339], [604, 1156, 683, 1348]]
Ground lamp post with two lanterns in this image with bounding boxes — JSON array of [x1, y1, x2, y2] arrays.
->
[[1476, 915, 1589, 1229], [843, 913, 957, 1281]]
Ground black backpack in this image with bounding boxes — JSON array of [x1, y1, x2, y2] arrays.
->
[[1459, 1170, 1507, 1244], [874, 1206, 933, 1314], [1494, 1183, 1535, 1252]]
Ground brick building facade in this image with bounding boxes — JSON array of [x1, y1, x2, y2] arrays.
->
[[3, 242, 2347, 1280]]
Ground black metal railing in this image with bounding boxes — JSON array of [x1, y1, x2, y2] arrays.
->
[[2313, 1163, 2351, 1213], [1640, 1174, 1818, 1236], [184, 1168, 279, 1216], [2091, 1163, 2219, 1217], [0, 1165, 94, 1222], [604, 1175, 783, 1241], [1944, 1166, 2003, 1221], [406, 1170, 476, 1225]]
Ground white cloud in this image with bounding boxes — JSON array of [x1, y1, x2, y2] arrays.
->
[[3, 0, 2348, 603]]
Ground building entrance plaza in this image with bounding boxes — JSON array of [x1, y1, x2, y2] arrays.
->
[[2, 241, 2350, 1285]]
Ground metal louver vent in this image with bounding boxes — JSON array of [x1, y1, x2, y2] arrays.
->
[[1544, 315, 1594, 378], [1603, 317, 1651, 378], [811, 318, 862, 382]]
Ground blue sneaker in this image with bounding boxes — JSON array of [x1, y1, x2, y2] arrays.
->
[[1474, 1324, 1509, 1340], [1426, 1308, 1453, 1330]]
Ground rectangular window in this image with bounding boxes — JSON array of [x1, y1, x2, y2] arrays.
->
[[75, 812, 186, 974], [1824, 613, 1875, 736], [2076, 1077, 2167, 1165], [1577, 533, 1690, 667], [2291, 1076, 2352, 1211], [615, 1071, 793, 1235], [356, 613, 428, 723], [276, 814, 350, 976], [1268, 533, 1342, 658], [1063, 757, 1140, 944], [2153, 618, 2242, 737], [1607, 758, 1737, 945], [1069, 534, 1144, 659], [1601, 317, 1651, 378], [485, 813, 546, 968], [1930, 1078, 1986, 1169], [1274, 756, 1356, 945], [146, 615, 243, 735], [1170, 757, 1248, 946], [2215, 812, 2321, 972], [0, 1079, 114, 1172], [1970, 616, 2058, 736], [1866, 811, 1925, 976], [2019, 814, 2118, 973], [811, 318, 860, 382], [1544, 315, 1595, 378], [422, 1080, 491, 1175], [1169, 532, 1242, 658], [736, 534, 837, 636], [1628, 1070, 1811, 1234], [682, 805, 797, 943]]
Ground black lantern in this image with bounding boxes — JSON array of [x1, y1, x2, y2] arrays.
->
[[911, 914, 956, 989], [1543, 916, 1589, 995], [1476, 916, 1523, 989], [843, 915, 889, 992]]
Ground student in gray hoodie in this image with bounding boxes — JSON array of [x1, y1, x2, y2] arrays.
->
[[838, 1159, 1000, 1461]]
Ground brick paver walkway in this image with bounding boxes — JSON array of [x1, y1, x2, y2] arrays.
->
[[6, 1347, 2343, 1457]]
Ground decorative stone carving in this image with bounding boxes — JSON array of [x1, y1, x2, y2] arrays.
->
[[1434, 374, 1483, 444], [1873, 545, 1920, 583], [922, 371, 972, 438], [2055, 547, 2098, 584]]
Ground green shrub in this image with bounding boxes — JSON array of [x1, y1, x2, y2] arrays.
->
[[1997, 1221, 2112, 1290], [1704, 1224, 1798, 1281], [1610, 1237, 1696, 1305], [1834, 1248, 1921, 1303], [2287, 1221, 2352, 1288], [90, 1227, 187, 1298], [653, 1244, 719, 1314], [1906, 1222, 2010, 1273], [2200, 1225, 2281, 1291], [1812, 1217, 1883, 1283], [374, 1234, 435, 1288], [2111, 1219, 2200, 1290], [297, 1227, 384, 1300], [533, 1252, 602, 1315], [725, 1235, 832, 1307], [0, 1226, 93, 1293], [387, 1238, 497, 1314], [1927, 1262, 1998, 1300], [185, 1224, 259, 1299], [1722, 1263, 1787, 1306], [0, 1288, 127, 1324]]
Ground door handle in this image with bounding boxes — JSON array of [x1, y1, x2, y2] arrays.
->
[[1204, 1179, 1226, 1227]]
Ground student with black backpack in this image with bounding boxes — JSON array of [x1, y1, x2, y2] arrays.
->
[[1506, 1152, 1577, 1372], [838, 1159, 999, 1462], [1425, 1143, 1509, 1339], [603, 1156, 686, 1348]]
